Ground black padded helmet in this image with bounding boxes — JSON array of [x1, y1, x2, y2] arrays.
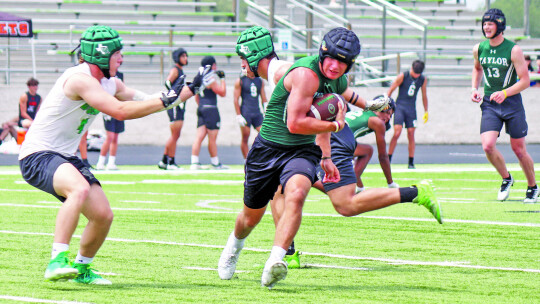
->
[[319, 27, 361, 74], [482, 8, 506, 38], [172, 48, 187, 65], [201, 55, 216, 68]]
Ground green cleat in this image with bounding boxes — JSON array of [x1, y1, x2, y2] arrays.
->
[[71, 263, 112, 285], [44, 251, 79, 282], [413, 180, 443, 224], [284, 251, 301, 269]]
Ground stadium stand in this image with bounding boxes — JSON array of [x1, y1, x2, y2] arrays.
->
[[0, 0, 251, 86]]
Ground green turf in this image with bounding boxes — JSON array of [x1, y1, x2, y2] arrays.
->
[[0, 164, 538, 303]]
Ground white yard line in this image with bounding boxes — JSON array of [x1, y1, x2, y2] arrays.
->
[[0, 295, 93, 304], [0, 203, 538, 227], [1, 230, 538, 274]]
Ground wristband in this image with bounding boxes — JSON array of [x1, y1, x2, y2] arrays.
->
[[332, 121, 340, 132], [471, 87, 477, 92], [321, 156, 332, 160], [502, 89, 507, 99]]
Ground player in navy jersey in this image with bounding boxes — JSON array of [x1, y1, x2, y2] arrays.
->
[[190, 56, 228, 169], [159, 48, 189, 170], [387, 60, 428, 169], [0, 77, 41, 144], [233, 75, 268, 161]]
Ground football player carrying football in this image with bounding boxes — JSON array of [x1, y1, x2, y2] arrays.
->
[[218, 26, 442, 290]]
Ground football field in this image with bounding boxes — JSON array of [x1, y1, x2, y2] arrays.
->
[[0, 164, 538, 303]]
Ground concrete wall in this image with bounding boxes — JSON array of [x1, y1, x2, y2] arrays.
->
[[1, 82, 539, 146]]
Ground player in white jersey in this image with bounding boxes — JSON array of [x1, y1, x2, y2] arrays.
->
[[18, 25, 211, 285]]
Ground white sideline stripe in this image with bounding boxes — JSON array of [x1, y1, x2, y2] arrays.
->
[[304, 263, 371, 271], [303, 252, 540, 273], [1, 203, 538, 227], [449, 152, 485, 157], [0, 295, 93, 304], [141, 179, 243, 185], [119, 200, 161, 204], [2, 230, 538, 274], [183, 267, 248, 273], [0, 166, 531, 176], [101, 181, 135, 185], [0, 188, 39, 192]]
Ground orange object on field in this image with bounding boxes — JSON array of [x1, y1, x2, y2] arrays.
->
[[16, 129, 28, 145]]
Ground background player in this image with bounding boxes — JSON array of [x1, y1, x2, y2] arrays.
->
[[159, 48, 189, 170], [387, 60, 428, 169], [190, 56, 228, 170], [342, 97, 399, 193], [0, 77, 42, 144], [18, 25, 210, 285], [96, 70, 126, 170], [233, 74, 268, 161], [471, 8, 538, 203]]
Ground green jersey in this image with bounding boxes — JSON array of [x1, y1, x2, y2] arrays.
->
[[260, 55, 348, 146], [478, 38, 517, 97], [345, 110, 376, 138]]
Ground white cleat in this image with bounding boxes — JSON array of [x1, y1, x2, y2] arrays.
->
[[218, 246, 241, 280], [261, 260, 287, 290], [497, 175, 514, 201]]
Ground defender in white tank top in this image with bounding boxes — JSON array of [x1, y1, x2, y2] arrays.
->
[[19, 63, 116, 159]]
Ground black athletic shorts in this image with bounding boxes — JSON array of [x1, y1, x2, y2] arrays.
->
[[197, 106, 220, 130], [241, 109, 264, 129], [393, 104, 417, 128], [480, 94, 527, 139], [19, 151, 100, 202], [103, 115, 125, 133], [243, 135, 322, 209], [167, 104, 185, 122]]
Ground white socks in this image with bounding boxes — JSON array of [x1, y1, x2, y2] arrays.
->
[[107, 156, 116, 166], [268, 246, 286, 265], [97, 155, 106, 167], [226, 231, 245, 253], [191, 155, 199, 164], [75, 252, 93, 264], [210, 156, 220, 166], [51, 243, 69, 259]]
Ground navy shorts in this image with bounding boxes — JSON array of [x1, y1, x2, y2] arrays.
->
[[103, 115, 125, 133], [241, 109, 264, 128], [316, 127, 357, 192], [19, 151, 100, 202], [243, 135, 322, 209], [197, 106, 220, 130], [167, 105, 185, 122], [393, 104, 417, 128], [480, 94, 527, 139]]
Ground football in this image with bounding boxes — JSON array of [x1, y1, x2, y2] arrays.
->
[[307, 93, 345, 121]]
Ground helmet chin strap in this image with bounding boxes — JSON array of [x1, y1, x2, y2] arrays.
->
[[101, 68, 112, 79]]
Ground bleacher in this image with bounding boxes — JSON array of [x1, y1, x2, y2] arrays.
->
[[246, 0, 540, 86], [0, 0, 252, 86]]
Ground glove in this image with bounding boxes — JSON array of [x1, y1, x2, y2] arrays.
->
[[423, 112, 428, 124], [216, 70, 225, 79], [160, 75, 186, 109], [365, 93, 389, 112], [388, 182, 399, 188], [187, 65, 213, 95], [236, 114, 247, 127]]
